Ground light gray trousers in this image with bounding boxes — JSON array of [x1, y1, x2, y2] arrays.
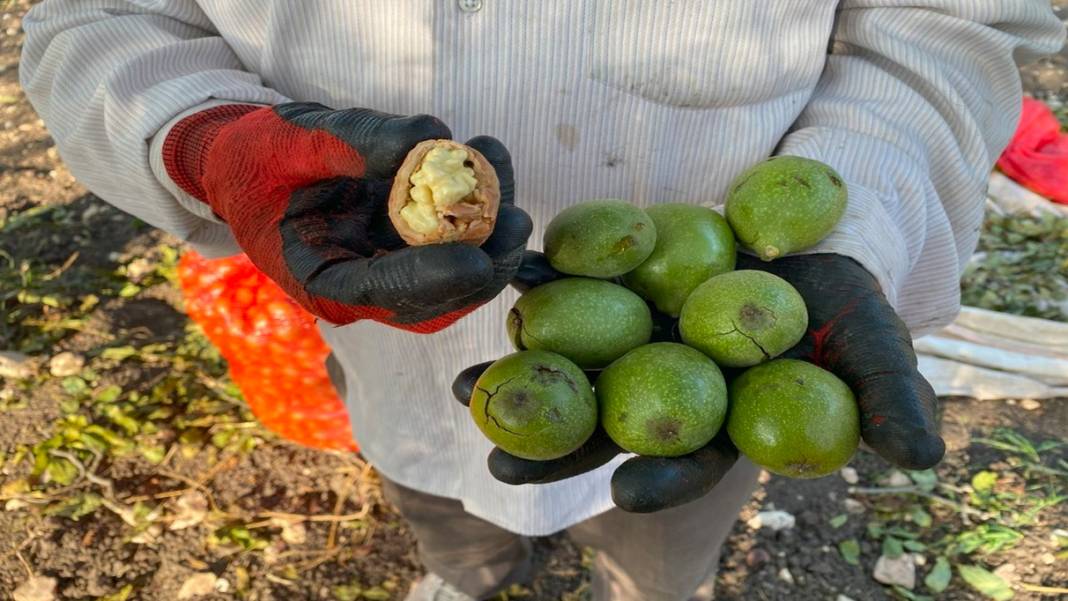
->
[[379, 459, 760, 601]]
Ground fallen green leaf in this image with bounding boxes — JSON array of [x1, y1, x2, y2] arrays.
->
[[59, 398, 80, 414], [892, 585, 933, 601], [972, 471, 998, 493], [46, 457, 80, 486], [904, 540, 927, 552], [958, 564, 1013, 600], [883, 536, 905, 559], [95, 385, 122, 403], [839, 538, 861, 565], [925, 557, 952, 593], [118, 282, 141, 298], [829, 514, 848, 529], [101, 346, 138, 362], [910, 506, 932, 528], [333, 583, 363, 601], [140, 445, 166, 465], [97, 583, 135, 601], [61, 376, 88, 396], [43, 492, 102, 520]]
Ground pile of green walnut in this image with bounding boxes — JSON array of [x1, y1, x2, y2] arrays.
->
[[469, 156, 860, 479]]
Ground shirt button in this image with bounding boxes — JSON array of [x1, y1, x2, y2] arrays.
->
[[458, 0, 482, 13]]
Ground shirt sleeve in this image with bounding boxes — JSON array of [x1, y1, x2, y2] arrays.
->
[[18, 0, 290, 257], [776, 1, 1065, 335]]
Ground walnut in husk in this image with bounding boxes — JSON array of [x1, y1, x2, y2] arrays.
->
[[388, 140, 500, 246]]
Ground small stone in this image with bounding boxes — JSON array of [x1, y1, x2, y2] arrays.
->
[[48, 352, 84, 377], [746, 548, 771, 569], [12, 576, 57, 601], [843, 498, 866, 514], [5, 499, 28, 511], [840, 467, 859, 484], [263, 540, 285, 565], [912, 553, 926, 566], [274, 518, 307, 545], [758, 470, 771, 484], [992, 563, 1016, 583], [777, 567, 794, 585], [747, 510, 796, 531], [178, 573, 217, 599], [873, 554, 916, 589], [0, 351, 36, 379], [879, 470, 912, 488], [1019, 399, 1041, 411], [1041, 553, 1056, 565], [836, 595, 856, 601], [214, 579, 230, 593], [124, 258, 153, 281]]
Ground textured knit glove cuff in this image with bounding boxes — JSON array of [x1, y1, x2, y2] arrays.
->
[[161, 104, 262, 203]]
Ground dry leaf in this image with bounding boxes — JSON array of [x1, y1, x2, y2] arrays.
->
[[131, 524, 162, 545], [169, 491, 208, 530]]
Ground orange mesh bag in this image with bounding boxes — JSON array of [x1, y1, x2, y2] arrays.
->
[[178, 250, 357, 451]]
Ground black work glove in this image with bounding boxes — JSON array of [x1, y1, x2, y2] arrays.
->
[[163, 102, 532, 332], [453, 251, 944, 513]]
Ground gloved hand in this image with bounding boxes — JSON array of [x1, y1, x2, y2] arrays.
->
[[162, 103, 532, 333], [453, 250, 945, 513]]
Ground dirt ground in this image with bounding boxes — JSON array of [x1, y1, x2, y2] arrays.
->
[[1, 1, 1066, 600]]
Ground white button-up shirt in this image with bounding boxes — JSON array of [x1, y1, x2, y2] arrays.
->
[[20, 1, 1064, 535]]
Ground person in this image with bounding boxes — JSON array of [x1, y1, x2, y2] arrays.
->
[[20, 2, 1064, 600]]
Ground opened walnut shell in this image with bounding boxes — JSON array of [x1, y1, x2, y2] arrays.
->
[[388, 139, 500, 246]]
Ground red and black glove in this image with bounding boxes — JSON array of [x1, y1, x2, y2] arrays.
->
[[454, 251, 945, 513], [163, 103, 532, 333]]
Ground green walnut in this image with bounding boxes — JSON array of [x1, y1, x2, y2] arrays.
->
[[622, 203, 737, 317], [727, 359, 859, 478], [597, 343, 728, 457], [543, 199, 657, 277], [508, 278, 653, 369], [725, 156, 847, 261], [469, 350, 597, 461], [679, 270, 807, 367]]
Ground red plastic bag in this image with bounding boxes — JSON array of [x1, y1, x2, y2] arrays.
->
[[997, 97, 1068, 205], [178, 251, 357, 452]]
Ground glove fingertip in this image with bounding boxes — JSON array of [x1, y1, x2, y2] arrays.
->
[[611, 442, 738, 514], [453, 361, 494, 406], [487, 449, 543, 485], [512, 250, 564, 292], [480, 205, 533, 259], [867, 428, 946, 470], [464, 135, 512, 166], [397, 243, 496, 297]]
